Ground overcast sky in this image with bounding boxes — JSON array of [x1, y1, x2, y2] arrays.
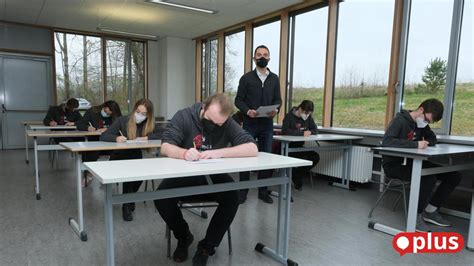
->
[[225, 0, 473, 89]]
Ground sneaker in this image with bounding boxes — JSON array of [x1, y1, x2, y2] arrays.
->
[[173, 232, 194, 262], [122, 204, 133, 222], [422, 210, 452, 227], [258, 192, 273, 204], [192, 249, 210, 266], [416, 214, 431, 232]]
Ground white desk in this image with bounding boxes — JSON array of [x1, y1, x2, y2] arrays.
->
[[84, 152, 311, 266], [371, 144, 474, 250], [60, 140, 162, 241], [27, 130, 101, 200], [273, 134, 363, 190], [21, 121, 45, 164]]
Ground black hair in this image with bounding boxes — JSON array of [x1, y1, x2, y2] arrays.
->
[[254, 45, 270, 56], [419, 98, 444, 122], [297, 100, 314, 113]]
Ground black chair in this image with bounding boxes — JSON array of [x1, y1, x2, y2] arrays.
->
[[368, 173, 411, 221]]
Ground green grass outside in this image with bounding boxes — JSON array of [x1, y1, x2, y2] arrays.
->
[[291, 83, 474, 136]]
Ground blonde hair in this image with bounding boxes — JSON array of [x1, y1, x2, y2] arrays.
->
[[127, 99, 155, 140], [202, 93, 233, 117]]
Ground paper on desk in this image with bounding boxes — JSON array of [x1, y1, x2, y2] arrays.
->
[[126, 139, 148, 143], [189, 159, 225, 164], [256, 104, 279, 118]]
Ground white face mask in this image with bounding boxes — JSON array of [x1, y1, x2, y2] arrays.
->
[[301, 113, 309, 121], [101, 109, 110, 118], [415, 117, 428, 128], [135, 112, 147, 124]]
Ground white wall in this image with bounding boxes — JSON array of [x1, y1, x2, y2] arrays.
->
[[147, 37, 195, 120]]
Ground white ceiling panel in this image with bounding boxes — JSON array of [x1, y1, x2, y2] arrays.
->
[[2, 0, 312, 39]]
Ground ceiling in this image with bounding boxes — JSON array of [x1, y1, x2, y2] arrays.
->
[[0, 0, 307, 39]]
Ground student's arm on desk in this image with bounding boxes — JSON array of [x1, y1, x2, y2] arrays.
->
[[199, 143, 258, 159]]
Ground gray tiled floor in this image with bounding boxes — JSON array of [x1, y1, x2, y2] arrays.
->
[[0, 149, 472, 265]]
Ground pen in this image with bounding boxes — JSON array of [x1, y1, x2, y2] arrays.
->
[[193, 141, 196, 149], [88, 122, 93, 127], [119, 130, 124, 136]]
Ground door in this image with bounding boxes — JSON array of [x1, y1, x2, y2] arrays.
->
[[0, 54, 52, 149]]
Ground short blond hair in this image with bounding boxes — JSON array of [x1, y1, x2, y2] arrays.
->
[[202, 93, 233, 117]]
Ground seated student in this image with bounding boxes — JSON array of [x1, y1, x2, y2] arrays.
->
[[282, 100, 320, 190], [382, 98, 462, 232], [76, 100, 122, 185], [100, 98, 164, 221], [43, 98, 82, 126], [154, 94, 257, 266]]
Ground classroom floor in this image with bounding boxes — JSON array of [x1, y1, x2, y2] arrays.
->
[[0, 149, 472, 265]]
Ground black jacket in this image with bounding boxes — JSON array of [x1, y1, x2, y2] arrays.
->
[[282, 107, 318, 147], [162, 103, 255, 151], [382, 110, 437, 169], [234, 69, 282, 119], [43, 104, 82, 126], [100, 115, 164, 142], [76, 109, 114, 131]]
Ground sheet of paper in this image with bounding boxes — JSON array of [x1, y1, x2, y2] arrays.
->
[[126, 139, 148, 143], [256, 104, 279, 118], [189, 159, 225, 164]]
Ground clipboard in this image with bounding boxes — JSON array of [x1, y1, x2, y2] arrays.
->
[[255, 104, 279, 118]]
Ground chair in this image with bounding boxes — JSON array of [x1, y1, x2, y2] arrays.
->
[[165, 199, 233, 259], [368, 174, 411, 221]]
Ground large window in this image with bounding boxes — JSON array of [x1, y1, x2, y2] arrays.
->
[[452, 0, 473, 136], [333, 0, 394, 130], [105, 39, 145, 114], [253, 20, 281, 75], [55, 32, 145, 113], [402, 0, 453, 130], [224, 30, 245, 107], [289, 7, 328, 125], [54, 33, 102, 106], [201, 38, 218, 99]]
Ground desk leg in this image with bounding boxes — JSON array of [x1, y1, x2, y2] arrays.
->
[[105, 184, 115, 266], [368, 158, 422, 235], [467, 192, 474, 251], [34, 137, 41, 200], [406, 158, 422, 232], [25, 125, 29, 164], [255, 168, 297, 265], [69, 153, 87, 241], [330, 140, 353, 190]]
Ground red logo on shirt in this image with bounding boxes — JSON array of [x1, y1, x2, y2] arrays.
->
[[407, 130, 414, 140], [193, 134, 203, 149]]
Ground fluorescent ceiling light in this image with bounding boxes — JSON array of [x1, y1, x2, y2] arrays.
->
[[146, 0, 217, 14], [96, 27, 157, 39]]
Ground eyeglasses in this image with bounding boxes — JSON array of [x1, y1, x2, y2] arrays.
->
[[422, 112, 431, 124]]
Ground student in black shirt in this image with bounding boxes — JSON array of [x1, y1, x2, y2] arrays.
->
[[43, 98, 82, 126], [382, 98, 462, 232], [154, 94, 257, 266], [77, 100, 122, 185], [100, 98, 164, 221], [282, 100, 320, 190]]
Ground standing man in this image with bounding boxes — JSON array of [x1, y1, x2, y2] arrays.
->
[[155, 94, 258, 265], [235, 45, 282, 204]]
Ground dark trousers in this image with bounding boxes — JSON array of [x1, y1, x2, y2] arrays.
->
[[290, 151, 320, 186], [240, 117, 273, 193], [383, 160, 462, 213], [110, 149, 143, 208], [154, 174, 239, 255]]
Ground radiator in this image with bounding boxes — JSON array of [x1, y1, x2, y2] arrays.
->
[[307, 142, 373, 183]]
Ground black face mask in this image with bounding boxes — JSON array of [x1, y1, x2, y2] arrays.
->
[[255, 57, 268, 68]]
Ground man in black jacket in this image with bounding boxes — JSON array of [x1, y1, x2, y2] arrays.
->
[[382, 98, 461, 232], [235, 45, 282, 204], [155, 94, 257, 266], [43, 98, 82, 126]]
